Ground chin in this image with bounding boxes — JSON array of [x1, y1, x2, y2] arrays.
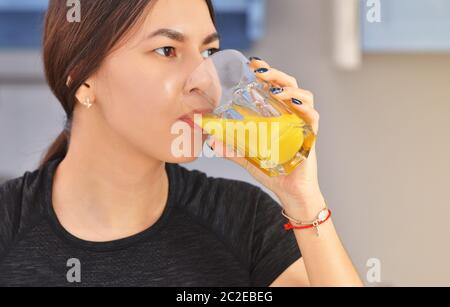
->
[[163, 131, 209, 164], [165, 154, 201, 164], [164, 143, 206, 164]]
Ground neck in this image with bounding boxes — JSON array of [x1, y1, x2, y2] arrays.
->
[[52, 112, 169, 242]]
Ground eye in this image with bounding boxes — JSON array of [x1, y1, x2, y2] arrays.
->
[[201, 48, 221, 58], [153, 47, 221, 59], [154, 46, 177, 58]]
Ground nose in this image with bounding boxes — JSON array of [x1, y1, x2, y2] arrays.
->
[[183, 56, 222, 111]]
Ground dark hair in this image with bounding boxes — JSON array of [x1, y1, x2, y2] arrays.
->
[[40, 0, 216, 167]]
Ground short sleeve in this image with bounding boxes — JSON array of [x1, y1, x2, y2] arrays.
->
[[249, 188, 302, 286]]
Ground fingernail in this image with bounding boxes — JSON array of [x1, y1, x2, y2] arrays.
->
[[270, 87, 284, 95], [254, 68, 268, 74], [249, 56, 262, 61], [292, 98, 303, 105]]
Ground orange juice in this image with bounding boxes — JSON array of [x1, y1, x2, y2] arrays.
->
[[195, 105, 315, 176]]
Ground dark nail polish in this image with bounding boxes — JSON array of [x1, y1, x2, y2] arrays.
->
[[270, 87, 284, 95], [249, 56, 262, 61], [255, 68, 268, 74], [292, 98, 303, 105]]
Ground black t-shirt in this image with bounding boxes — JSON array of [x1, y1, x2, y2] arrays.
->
[[0, 157, 301, 287]]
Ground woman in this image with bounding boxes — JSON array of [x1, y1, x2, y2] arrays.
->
[[0, 0, 362, 286]]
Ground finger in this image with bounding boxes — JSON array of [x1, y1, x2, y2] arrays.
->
[[285, 102, 320, 135], [269, 86, 315, 108], [248, 58, 300, 89], [248, 57, 271, 70], [253, 67, 299, 88]]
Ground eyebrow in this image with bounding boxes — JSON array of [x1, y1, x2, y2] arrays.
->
[[145, 28, 220, 45]]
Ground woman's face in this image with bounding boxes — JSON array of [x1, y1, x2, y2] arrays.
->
[[90, 0, 220, 163]]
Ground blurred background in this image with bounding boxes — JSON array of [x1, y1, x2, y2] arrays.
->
[[1, 0, 450, 286]]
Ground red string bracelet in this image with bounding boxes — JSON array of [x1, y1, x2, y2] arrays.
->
[[283, 209, 332, 236]]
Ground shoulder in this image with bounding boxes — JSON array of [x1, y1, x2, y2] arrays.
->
[[0, 165, 49, 258]]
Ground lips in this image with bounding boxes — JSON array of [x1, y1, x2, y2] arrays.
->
[[178, 109, 213, 131], [178, 111, 211, 131]]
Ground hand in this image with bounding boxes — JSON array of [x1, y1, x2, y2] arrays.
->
[[207, 57, 324, 213]]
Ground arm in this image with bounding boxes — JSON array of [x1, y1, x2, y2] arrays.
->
[[271, 192, 363, 287]]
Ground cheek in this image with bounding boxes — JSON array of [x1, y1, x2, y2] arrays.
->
[[94, 55, 189, 156], [107, 59, 172, 116]]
